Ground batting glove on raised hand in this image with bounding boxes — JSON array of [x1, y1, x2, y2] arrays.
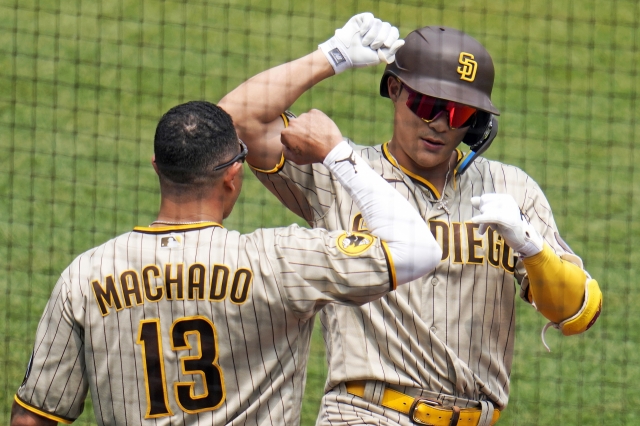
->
[[471, 193, 543, 258], [318, 12, 405, 74]]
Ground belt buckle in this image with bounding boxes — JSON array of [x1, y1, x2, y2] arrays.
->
[[408, 396, 442, 425]]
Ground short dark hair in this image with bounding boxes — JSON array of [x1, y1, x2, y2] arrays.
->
[[154, 101, 238, 184]]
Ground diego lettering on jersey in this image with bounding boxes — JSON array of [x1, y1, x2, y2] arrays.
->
[[351, 213, 517, 273], [91, 263, 254, 316]]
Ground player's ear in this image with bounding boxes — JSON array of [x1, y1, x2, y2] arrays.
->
[[151, 155, 160, 176], [222, 161, 244, 192], [388, 78, 402, 101]]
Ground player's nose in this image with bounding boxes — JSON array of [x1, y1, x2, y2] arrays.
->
[[425, 113, 450, 133]]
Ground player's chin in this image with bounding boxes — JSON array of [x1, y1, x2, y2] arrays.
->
[[414, 148, 451, 169]]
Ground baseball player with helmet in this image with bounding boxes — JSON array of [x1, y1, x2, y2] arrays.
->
[[219, 12, 603, 426], [10, 101, 443, 425]]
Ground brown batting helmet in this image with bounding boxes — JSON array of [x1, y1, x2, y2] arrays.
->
[[380, 26, 499, 115], [381, 26, 500, 174]]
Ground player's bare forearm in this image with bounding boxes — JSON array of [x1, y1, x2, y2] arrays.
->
[[220, 50, 333, 127], [218, 50, 334, 169], [10, 401, 57, 426]]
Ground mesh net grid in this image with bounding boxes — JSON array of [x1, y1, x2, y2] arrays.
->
[[1, 0, 638, 424]]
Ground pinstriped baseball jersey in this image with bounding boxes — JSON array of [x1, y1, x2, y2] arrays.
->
[[253, 141, 582, 410], [15, 222, 395, 425]]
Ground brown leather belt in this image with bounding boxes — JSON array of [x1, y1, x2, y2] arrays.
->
[[346, 381, 500, 426]]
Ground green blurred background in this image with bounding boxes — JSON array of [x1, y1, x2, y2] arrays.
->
[[1, 0, 638, 424]]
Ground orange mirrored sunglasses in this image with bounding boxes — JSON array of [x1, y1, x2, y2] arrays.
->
[[403, 84, 477, 129]]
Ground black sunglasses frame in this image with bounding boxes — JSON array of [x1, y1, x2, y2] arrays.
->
[[213, 139, 249, 171]]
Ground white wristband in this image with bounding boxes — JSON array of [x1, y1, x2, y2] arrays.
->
[[318, 39, 352, 74]]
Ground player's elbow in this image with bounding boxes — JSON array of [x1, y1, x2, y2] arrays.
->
[[413, 237, 443, 280], [10, 401, 57, 426], [391, 232, 442, 286]]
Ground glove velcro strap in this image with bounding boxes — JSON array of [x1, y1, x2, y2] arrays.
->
[[318, 38, 352, 74], [559, 278, 602, 336], [516, 222, 544, 258]]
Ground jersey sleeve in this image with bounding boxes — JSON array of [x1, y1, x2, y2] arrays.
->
[[249, 112, 341, 224], [253, 224, 396, 320], [15, 274, 88, 424]]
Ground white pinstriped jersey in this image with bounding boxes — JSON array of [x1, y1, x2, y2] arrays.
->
[[16, 222, 395, 425], [253, 141, 584, 410]]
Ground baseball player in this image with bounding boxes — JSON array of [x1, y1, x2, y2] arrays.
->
[[218, 13, 603, 426], [10, 102, 443, 425]]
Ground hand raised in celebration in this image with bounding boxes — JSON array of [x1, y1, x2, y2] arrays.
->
[[280, 109, 343, 165], [318, 12, 405, 74]]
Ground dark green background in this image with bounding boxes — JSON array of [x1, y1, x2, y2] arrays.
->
[[1, 0, 638, 424]]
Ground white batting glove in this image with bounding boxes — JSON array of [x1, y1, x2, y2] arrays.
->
[[471, 193, 543, 258], [318, 12, 405, 74]]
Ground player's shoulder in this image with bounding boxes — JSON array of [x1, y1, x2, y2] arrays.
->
[[350, 139, 384, 158], [242, 223, 315, 241], [466, 156, 541, 188], [65, 230, 136, 268], [53, 231, 132, 288], [465, 156, 550, 209], [470, 155, 529, 174], [349, 140, 398, 179], [243, 223, 332, 248]]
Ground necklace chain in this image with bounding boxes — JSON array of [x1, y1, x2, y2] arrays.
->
[[436, 166, 451, 214], [426, 161, 452, 215], [150, 220, 214, 226]]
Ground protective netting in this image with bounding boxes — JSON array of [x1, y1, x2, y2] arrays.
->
[[1, 0, 638, 424]]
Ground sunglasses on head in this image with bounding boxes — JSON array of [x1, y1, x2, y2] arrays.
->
[[402, 83, 477, 130], [213, 139, 248, 171]]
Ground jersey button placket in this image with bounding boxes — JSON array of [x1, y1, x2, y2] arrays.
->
[[429, 276, 440, 335]]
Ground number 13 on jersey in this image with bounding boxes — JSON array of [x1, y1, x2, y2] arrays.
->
[[136, 316, 226, 418]]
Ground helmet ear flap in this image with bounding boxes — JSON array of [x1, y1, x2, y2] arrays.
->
[[461, 111, 491, 146], [456, 114, 498, 175]]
